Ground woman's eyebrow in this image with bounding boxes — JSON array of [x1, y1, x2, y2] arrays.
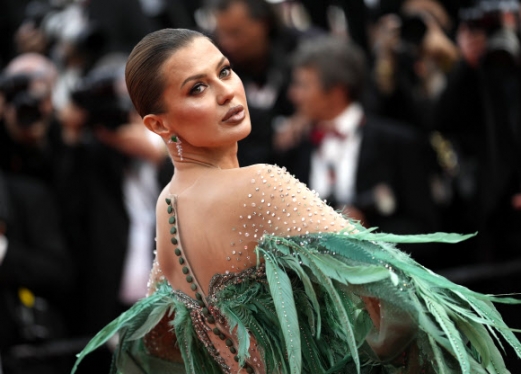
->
[[181, 56, 227, 88]]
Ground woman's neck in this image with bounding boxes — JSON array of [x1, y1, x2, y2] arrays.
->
[[176, 156, 222, 170], [170, 144, 240, 171]]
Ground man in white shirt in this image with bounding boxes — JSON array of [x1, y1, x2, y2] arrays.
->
[[277, 35, 439, 242]]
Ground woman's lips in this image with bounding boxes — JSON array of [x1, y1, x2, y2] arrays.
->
[[222, 105, 245, 123]]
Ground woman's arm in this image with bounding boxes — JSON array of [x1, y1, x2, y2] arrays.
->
[[361, 296, 417, 362]]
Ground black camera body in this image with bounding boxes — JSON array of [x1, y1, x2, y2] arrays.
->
[[0, 74, 44, 128], [70, 71, 130, 131], [400, 14, 428, 47]]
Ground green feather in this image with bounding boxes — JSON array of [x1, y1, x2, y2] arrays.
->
[[467, 297, 521, 359], [264, 252, 302, 374], [129, 302, 171, 340], [300, 315, 327, 373], [424, 297, 470, 373], [171, 299, 196, 374], [278, 255, 322, 337], [456, 314, 512, 374], [346, 229, 477, 244], [428, 335, 450, 374], [296, 248, 361, 374], [468, 355, 490, 374], [71, 290, 168, 374], [219, 304, 251, 365], [307, 253, 391, 285], [453, 316, 492, 367]]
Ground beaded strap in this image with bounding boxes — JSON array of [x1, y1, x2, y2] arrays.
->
[[165, 195, 257, 373], [166, 195, 207, 306]]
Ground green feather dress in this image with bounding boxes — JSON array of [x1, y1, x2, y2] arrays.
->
[[71, 225, 521, 374]]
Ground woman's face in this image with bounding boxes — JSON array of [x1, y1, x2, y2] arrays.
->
[[158, 37, 251, 148]]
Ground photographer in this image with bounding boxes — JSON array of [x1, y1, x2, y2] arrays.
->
[[54, 60, 170, 372], [367, 0, 459, 131], [0, 53, 62, 187], [434, 0, 521, 263]]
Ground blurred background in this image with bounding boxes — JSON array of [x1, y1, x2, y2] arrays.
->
[[0, 0, 520, 372]]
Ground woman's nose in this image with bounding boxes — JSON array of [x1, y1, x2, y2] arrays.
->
[[216, 80, 234, 105]]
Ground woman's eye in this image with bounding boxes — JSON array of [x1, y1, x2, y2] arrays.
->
[[190, 84, 205, 95], [219, 66, 232, 79]]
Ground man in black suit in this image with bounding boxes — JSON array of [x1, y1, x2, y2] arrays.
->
[[276, 36, 439, 263]]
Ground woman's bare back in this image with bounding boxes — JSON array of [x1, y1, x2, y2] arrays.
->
[[150, 164, 350, 373]]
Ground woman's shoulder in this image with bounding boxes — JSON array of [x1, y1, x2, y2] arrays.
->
[[231, 163, 301, 184], [218, 163, 304, 197], [230, 163, 291, 176], [186, 163, 307, 218]]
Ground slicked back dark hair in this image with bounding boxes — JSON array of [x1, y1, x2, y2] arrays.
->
[[125, 28, 207, 117]]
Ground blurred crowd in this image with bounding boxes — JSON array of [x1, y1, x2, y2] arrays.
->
[[0, 0, 520, 372]]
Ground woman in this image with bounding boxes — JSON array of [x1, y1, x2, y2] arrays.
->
[[72, 28, 520, 374]]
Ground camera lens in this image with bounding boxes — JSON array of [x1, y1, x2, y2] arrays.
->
[[12, 92, 43, 128], [400, 15, 427, 46]]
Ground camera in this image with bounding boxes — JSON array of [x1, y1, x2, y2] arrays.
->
[[399, 14, 428, 47], [70, 70, 131, 131], [0, 74, 44, 128]]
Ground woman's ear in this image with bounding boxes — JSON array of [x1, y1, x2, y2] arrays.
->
[[143, 114, 170, 136]]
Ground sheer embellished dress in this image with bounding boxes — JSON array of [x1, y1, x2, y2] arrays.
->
[[72, 164, 521, 374]]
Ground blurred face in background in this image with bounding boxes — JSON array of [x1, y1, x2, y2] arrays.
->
[[3, 54, 57, 145], [214, 1, 270, 66], [289, 66, 335, 122]]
